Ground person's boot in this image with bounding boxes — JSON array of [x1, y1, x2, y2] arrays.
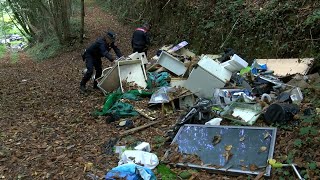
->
[[80, 84, 87, 94], [93, 81, 99, 89]]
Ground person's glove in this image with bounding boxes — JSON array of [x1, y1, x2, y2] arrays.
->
[[81, 49, 86, 61], [115, 56, 125, 62], [116, 56, 124, 59]]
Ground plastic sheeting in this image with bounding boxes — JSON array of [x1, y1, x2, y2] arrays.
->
[[149, 86, 175, 104], [94, 89, 152, 116]]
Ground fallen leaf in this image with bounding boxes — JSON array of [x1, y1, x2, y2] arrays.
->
[[223, 151, 233, 162], [240, 165, 247, 171], [83, 162, 93, 172], [212, 135, 222, 145], [239, 136, 245, 142], [250, 164, 258, 171], [225, 145, 233, 151], [259, 146, 267, 152], [263, 131, 271, 139]]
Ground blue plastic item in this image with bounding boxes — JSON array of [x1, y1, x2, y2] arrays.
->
[[251, 60, 267, 75], [105, 164, 156, 180]]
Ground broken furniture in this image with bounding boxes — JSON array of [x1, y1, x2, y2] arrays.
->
[[118, 60, 147, 92], [97, 59, 147, 95], [255, 58, 314, 77], [170, 78, 187, 88], [221, 54, 248, 73], [166, 125, 277, 176], [97, 65, 120, 94], [128, 52, 148, 64], [157, 51, 187, 76], [185, 56, 233, 98]]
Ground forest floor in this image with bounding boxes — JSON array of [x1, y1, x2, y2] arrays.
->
[[0, 0, 319, 180]]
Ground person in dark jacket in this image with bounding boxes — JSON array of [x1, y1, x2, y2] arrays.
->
[[131, 23, 151, 56], [80, 31, 123, 93]]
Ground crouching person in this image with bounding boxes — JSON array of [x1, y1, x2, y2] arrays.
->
[[80, 31, 123, 94]]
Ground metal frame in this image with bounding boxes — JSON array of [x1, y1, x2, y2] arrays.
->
[[170, 124, 277, 176]]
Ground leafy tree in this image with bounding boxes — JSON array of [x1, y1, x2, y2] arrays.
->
[[6, 0, 74, 45]]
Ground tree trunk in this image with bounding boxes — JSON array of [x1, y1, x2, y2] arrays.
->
[[80, 0, 84, 43], [61, 0, 71, 42], [6, 0, 74, 45], [6, 0, 34, 38]]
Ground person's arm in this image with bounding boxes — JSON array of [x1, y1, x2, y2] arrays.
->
[[99, 39, 114, 61], [145, 32, 151, 46], [103, 51, 114, 61], [111, 42, 123, 58]]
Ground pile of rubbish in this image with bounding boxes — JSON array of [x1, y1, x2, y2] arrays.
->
[[91, 41, 318, 179]]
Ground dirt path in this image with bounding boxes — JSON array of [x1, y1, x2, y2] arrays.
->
[[0, 2, 148, 179]]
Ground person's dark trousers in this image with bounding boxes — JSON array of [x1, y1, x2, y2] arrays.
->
[[133, 47, 147, 56], [80, 56, 102, 88]]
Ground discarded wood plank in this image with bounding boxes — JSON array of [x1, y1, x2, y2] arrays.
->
[[120, 120, 161, 136], [136, 109, 156, 121], [177, 89, 189, 97]]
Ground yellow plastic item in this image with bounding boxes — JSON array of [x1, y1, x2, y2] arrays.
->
[[268, 159, 284, 168]]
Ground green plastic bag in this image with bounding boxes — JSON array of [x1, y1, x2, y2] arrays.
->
[[105, 101, 139, 117], [93, 89, 153, 116]]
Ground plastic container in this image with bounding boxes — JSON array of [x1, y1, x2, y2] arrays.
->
[[290, 87, 303, 104], [134, 142, 151, 152]]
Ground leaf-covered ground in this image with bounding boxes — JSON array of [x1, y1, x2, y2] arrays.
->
[[0, 1, 319, 180]]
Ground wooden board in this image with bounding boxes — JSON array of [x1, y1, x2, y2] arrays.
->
[[256, 58, 314, 76]]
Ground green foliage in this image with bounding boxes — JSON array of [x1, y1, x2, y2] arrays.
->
[[26, 37, 62, 61], [302, 115, 315, 123], [293, 139, 303, 148], [153, 135, 166, 148], [0, 44, 6, 58], [97, 0, 320, 59], [299, 127, 310, 136], [70, 17, 81, 36], [10, 51, 18, 63], [286, 152, 294, 164], [304, 9, 320, 26], [283, 170, 290, 176], [153, 135, 165, 144], [308, 162, 317, 170], [156, 164, 176, 180], [299, 126, 318, 136]]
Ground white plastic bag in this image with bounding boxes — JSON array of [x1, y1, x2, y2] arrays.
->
[[118, 150, 159, 169]]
